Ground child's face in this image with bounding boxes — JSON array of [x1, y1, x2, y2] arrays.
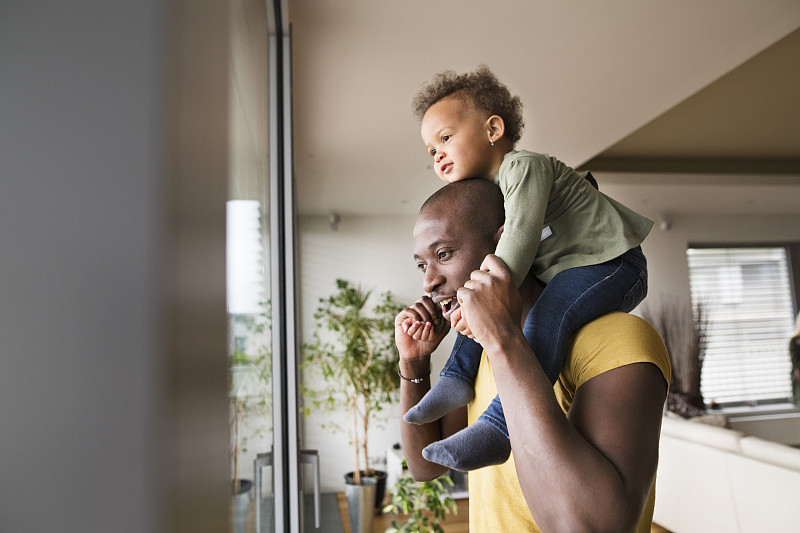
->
[[421, 96, 496, 184]]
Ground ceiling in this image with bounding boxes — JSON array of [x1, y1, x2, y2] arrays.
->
[[584, 27, 800, 174], [289, 1, 800, 217]]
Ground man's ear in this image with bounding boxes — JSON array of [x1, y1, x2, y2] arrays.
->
[[493, 224, 504, 246], [486, 115, 505, 144]]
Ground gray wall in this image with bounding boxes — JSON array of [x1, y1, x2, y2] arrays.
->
[[1, 2, 166, 531]]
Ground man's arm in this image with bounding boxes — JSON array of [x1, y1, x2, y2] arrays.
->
[[395, 297, 468, 481], [458, 255, 667, 533]]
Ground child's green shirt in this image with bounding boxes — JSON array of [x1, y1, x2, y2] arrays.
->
[[493, 150, 653, 287]]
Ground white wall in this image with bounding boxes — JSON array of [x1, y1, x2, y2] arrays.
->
[[298, 189, 800, 493], [643, 212, 800, 303], [299, 214, 458, 491], [602, 182, 800, 309]]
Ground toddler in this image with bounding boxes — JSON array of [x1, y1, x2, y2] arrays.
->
[[403, 66, 653, 471]]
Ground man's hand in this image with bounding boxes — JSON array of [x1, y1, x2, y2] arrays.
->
[[397, 296, 466, 483], [395, 296, 450, 362], [456, 254, 523, 349]]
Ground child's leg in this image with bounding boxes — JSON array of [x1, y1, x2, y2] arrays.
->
[[403, 333, 483, 424], [423, 394, 510, 471], [423, 247, 648, 471], [524, 245, 648, 385]]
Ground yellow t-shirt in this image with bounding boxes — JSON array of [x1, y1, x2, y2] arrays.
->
[[467, 312, 671, 533]]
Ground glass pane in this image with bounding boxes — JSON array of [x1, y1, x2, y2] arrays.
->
[[228, 0, 272, 531]]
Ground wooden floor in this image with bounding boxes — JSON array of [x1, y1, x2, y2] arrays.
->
[[335, 493, 672, 533]]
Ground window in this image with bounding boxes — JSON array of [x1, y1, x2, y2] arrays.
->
[[687, 246, 796, 407]]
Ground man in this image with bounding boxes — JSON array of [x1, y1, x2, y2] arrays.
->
[[395, 179, 670, 532]]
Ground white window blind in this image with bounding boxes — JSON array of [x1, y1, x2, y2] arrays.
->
[[687, 247, 795, 405]]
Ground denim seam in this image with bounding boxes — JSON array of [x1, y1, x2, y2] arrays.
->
[[439, 370, 474, 386], [478, 411, 509, 438]]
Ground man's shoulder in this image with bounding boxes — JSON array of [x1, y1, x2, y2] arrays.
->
[[576, 311, 656, 340], [565, 312, 670, 387]]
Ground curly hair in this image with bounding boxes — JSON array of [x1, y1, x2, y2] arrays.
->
[[412, 65, 525, 146]]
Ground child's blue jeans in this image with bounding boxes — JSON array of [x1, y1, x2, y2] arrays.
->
[[439, 246, 648, 438]]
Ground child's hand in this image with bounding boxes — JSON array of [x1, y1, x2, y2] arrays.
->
[[394, 296, 450, 361], [402, 317, 440, 341]]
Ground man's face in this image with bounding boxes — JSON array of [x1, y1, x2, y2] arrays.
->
[[413, 207, 495, 320]]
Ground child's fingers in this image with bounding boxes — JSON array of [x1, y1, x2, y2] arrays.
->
[[411, 321, 433, 340], [419, 322, 434, 341], [397, 296, 442, 327]]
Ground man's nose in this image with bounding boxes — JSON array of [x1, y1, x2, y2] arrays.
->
[[422, 265, 444, 294]]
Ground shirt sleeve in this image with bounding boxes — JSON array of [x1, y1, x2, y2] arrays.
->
[[555, 312, 672, 412], [494, 153, 553, 288]]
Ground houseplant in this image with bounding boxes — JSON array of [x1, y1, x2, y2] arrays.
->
[[383, 467, 458, 533], [642, 297, 708, 417], [303, 279, 404, 514]]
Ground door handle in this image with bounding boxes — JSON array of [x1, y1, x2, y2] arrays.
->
[[301, 449, 321, 529]]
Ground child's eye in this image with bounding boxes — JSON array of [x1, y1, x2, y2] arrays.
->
[[430, 148, 437, 157], [442, 135, 450, 143]]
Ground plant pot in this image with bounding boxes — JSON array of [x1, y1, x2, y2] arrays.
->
[[344, 470, 388, 509], [344, 476, 377, 533], [230, 479, 253, 533]]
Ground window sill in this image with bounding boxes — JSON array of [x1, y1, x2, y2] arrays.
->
[[713, 402, 798, 418]]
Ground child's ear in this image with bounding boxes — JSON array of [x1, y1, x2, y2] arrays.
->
[[486, 115, 506, 143]]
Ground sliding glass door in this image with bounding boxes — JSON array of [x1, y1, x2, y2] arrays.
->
[[227, 0, 274, 532], [227, 1, 310, 532]]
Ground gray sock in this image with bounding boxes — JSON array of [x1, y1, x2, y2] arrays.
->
[[403, 376, 475, 425], [422, 420, 511, 471]]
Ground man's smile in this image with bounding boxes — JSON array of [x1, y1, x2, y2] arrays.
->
[[438, 296, 460, 319]]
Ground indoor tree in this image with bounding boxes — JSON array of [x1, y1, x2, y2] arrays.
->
[[303, 279, 404, 484]]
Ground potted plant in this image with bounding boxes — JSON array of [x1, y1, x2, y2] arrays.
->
[[229, 311, 272, 530], [303, 279, 404, 522], [383, 463, 458, 533], [642, 297, 708, 417]]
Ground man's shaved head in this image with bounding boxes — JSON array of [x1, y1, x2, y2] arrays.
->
[[419, 178, 505, 244]]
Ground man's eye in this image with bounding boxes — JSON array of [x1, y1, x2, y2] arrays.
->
[[416, 263, 426, 272], [437, 250, 452, 261]]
